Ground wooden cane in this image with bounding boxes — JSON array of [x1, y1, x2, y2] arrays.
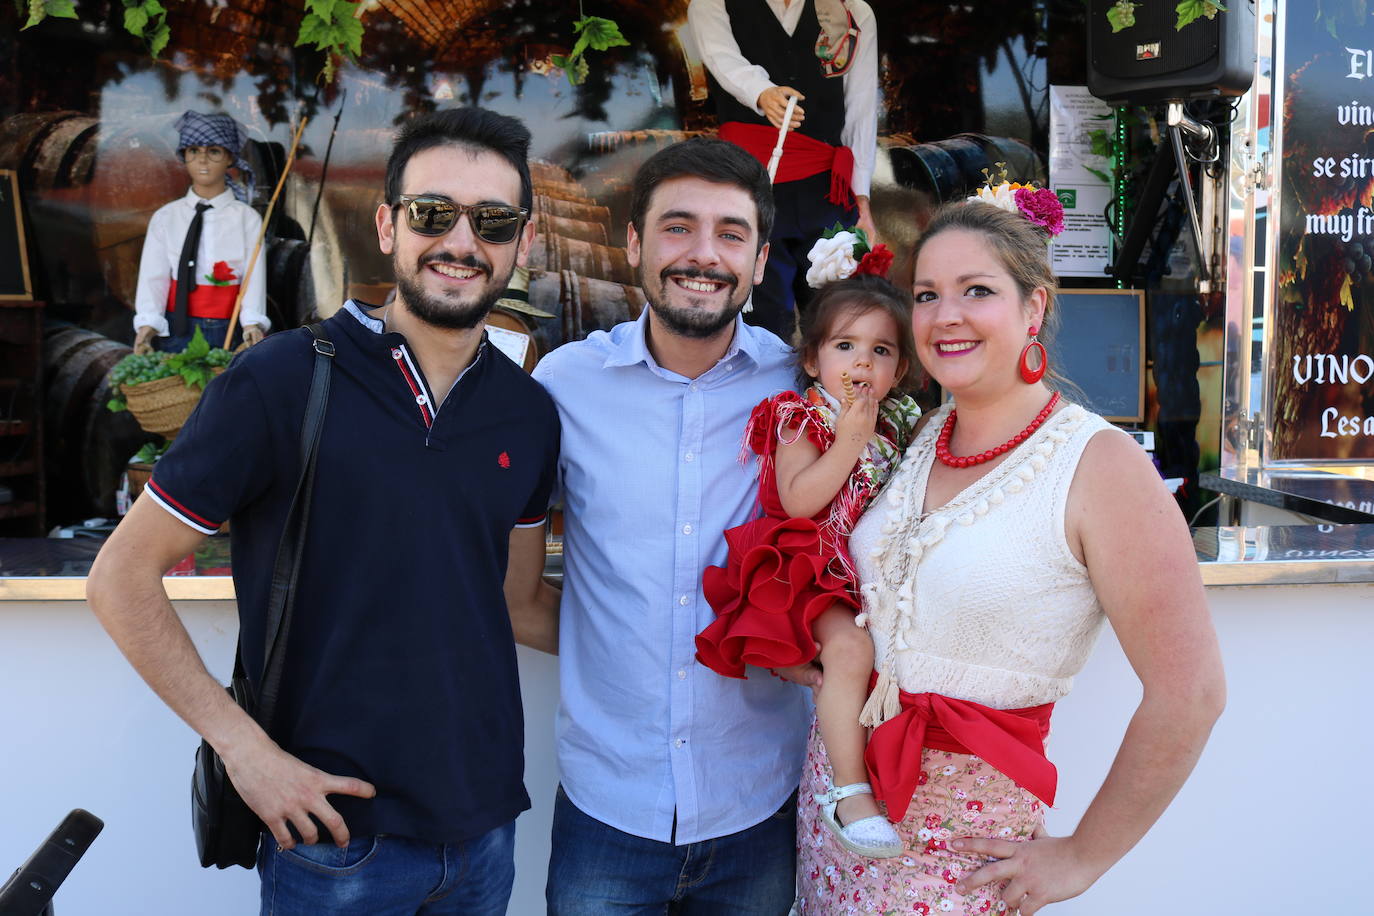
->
[[224, 115, 309, 350]]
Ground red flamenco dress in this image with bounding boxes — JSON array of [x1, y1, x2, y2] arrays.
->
[[696, 387, 919, 678]]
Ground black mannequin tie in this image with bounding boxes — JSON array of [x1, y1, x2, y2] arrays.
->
[[172, 201, 212, 338]]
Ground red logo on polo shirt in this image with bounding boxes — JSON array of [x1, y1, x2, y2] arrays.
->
[[498, 451, 511, 468]]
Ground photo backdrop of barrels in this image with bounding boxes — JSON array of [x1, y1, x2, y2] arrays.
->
[[512, 268, 647, 362]]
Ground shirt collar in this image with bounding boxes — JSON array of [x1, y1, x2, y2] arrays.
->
[[341, 297, 489, 357], [602, 306, 765, 375], [181, 186, 236, 210]]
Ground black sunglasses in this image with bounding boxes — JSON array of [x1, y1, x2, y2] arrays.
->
[[395, 195, 529, 244]]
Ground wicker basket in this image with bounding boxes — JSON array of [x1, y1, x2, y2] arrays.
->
[[122, 369, 222, 439]]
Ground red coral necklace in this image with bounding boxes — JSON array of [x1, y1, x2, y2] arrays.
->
[[936, 391, 1061, 469]]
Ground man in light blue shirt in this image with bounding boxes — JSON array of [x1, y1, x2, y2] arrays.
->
[[535, 138, 811, 914]]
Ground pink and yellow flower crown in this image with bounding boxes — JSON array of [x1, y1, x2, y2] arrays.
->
[[967, 167, 1065, 238]]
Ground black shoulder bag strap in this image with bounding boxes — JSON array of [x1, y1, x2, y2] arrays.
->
[[235, 323, 334, 732]]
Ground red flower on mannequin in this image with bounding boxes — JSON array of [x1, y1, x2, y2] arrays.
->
[[205, 261, 237, 285]]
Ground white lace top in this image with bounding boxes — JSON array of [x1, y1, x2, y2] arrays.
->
[[852, 402, 1123, 725]]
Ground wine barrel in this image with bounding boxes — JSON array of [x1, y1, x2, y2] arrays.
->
[[583, 129, 711, 155], [537, 211, 608, 246], [532, 177, 594, 203], [534, 194, 612, 226], [889, 133, 1042, 202], [42, 326, 153, 519], [530, 159, 575, 185], [520, 269, 647, 360], [526, 236, 634, 286]]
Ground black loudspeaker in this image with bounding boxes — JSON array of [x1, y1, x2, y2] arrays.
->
[[1086, 0, 1256, 104]]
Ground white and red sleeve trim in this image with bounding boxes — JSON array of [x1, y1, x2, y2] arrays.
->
[[144, 479, 222, 535], [514, 513, 548, 529]]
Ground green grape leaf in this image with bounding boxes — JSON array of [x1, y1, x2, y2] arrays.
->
[[1084, 166, 1112, 184], [1176, 0, 1226, 30], [123, 4, 147, 33], [45, 0, 77, 18], [1088, 129, 1112, 158], [148, 20, 170, 57], [574, 16, 629, 52], [1107, 0, 1138, 32]]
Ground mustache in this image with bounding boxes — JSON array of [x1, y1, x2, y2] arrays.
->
[[660, 266, 739, 288], [422, 252, 491, 275]]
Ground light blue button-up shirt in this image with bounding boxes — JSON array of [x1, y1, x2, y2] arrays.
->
[[534, 309, 812, 844]]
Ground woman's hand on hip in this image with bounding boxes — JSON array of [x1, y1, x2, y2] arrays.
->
[[951, 833, 1104, 915]]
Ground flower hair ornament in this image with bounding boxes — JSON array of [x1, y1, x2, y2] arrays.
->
[[967, 165, 1066, 238], [804, 222, 895, 288]]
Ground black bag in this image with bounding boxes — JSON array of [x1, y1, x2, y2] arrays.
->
[[191, 325, 334, 869]]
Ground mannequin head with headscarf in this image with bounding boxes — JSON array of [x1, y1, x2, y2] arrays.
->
[[174, 111, 254, 203]]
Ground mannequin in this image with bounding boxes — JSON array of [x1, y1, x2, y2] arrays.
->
[[132, 111, 269, 354]]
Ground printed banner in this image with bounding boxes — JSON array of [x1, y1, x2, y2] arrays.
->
[[1269, 3, 1374, 460], [1048, 85, 1114, 279]]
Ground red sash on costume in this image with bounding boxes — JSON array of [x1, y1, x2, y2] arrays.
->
[[863, 681, 1057, 823], [166, 281, 239, 319], [717, 121, 855, 207]]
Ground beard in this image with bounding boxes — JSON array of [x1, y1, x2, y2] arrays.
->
[[642, 265, 748, 340], [394, 252, 510, 330]]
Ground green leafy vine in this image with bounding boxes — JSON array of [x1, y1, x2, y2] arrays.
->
[[1107, 0, 1228, 34], [295, 0, 365, 84], [551, 15, 629, 86]]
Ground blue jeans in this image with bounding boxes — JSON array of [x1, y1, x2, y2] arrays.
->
[[157, 316, 232, 353], [545, 785, 796, 915], [257, 821, 516, 916]]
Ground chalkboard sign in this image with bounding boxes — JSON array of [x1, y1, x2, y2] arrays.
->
[[0, 170, 33, 301], [1051, 289, 1145, 422]]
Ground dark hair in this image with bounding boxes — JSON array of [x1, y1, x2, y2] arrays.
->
[[629, 138, 775, 250], [384, 107, 533, 211], [796, 274, 919, 393], [908, 201, 1073, 392]]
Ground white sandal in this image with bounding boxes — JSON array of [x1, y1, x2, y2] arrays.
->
[[814, 781, 903, 858]]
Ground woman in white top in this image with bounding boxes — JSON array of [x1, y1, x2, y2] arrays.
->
[[792, 201, 1225, 915]]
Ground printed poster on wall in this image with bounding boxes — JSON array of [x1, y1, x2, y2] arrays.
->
[[1268, 3, 1374, 461], [1048, 85, 1114, 278]]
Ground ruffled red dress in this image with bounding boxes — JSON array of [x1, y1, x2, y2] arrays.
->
[[695, 389, 918, 678]]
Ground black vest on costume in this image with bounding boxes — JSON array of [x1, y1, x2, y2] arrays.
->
[[708, 0, 846, 147]]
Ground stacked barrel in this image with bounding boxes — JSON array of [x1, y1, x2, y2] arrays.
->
[[526, 159, 633, 286], [495, 160, 648, 369]]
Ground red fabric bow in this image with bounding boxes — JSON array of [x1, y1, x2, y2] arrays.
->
[[864, 686, 1057, 823]]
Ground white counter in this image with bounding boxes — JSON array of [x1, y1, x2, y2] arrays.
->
[[2, 579, 1370, 915]]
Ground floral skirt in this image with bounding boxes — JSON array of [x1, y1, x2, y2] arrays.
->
[[795, 716, 1044, 915]]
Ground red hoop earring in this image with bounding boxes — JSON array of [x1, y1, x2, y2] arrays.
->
[[1019, 326, 1047, 384]]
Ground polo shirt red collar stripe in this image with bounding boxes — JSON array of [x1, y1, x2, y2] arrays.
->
[[390, 344, 435, 428]]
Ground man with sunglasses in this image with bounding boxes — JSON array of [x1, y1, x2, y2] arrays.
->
[[535, 138, 812, 914], [89, 107, 560, 915], [133, 110, 270, 353]]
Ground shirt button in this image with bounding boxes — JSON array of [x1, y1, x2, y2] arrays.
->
[[391, 348, 403, 360], [415, 395, 428, 405], [678, 595, 689, 606], [674, 738, 685, 748], [684, 452, 694, 462], [681, 523, 693, 535], [689, 383, 698, 392], [678, 669, 687, 680]]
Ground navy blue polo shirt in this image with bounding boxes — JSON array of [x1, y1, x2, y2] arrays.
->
[[146, 302, 559, 844]]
